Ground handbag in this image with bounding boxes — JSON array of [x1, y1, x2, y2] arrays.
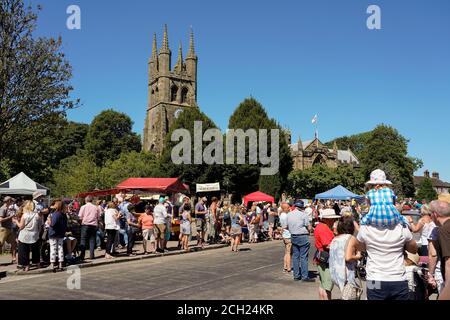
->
[[341, 236, 363, 300], [314, 249, 330, 264]]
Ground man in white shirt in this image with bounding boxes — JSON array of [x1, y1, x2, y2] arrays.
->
[[153, 197, 168, 253], [354, 223, 417, 300]]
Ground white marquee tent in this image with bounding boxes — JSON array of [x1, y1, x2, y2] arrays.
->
[[0, 172, 49, 196]]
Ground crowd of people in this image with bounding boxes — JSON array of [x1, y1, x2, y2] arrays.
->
[[1, 168, 449, 301], [279, 169, 450, 300]]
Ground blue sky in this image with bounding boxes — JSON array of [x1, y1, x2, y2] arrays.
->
[[31, 0, 450, 181]]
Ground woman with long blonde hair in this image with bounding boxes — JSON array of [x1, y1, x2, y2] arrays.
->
[[13, 200, 43, 271], [230, 205, 244, 252]]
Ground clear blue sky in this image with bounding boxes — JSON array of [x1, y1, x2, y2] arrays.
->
[[31, 0, 450, 181]]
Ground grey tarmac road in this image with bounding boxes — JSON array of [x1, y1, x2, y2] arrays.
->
[[0, 239, 342, 300]]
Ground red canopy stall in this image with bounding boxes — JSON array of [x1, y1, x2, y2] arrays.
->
[[243, 191, 275, 206], [76, 178, 189, 198]]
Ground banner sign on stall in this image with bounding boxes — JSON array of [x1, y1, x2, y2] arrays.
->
[[196, 182, 220, 193]]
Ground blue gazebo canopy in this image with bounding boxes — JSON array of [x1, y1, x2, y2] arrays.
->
[[315, 185, 364, 201]]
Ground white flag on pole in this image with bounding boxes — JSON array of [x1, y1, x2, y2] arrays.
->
[[311, 114, 318, 124]]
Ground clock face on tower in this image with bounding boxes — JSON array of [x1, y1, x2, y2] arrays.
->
[[174, 108, 183, 119]]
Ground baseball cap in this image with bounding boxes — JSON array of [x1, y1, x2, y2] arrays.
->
[[294, 200, 305, 209]]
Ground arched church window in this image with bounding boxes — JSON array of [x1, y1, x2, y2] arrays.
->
[[181, 87, 189, 104], [313, 155, 326, 166], [171, 85, 178, 102]]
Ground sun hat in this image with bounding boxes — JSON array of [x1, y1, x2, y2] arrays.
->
[[32, 191, 45, 200], [406, 251, 420, 265], [3, 196, 14, 203], [319, 208, 341, 220], [366, 169, 392, 185]]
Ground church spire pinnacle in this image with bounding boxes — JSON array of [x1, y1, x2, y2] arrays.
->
[[175, 41, 184, 72], [151, 33, 158, 59], [187, 26, 196, 58], [160, 24, 170, 54]]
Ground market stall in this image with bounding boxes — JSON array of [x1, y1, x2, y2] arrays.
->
[[243, 191, 275, 206], [0, 172, 49, 196], [315, 185, 364, 201]]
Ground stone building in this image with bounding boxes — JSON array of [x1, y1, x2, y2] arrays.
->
[[414, 170, 450, 195], [143, 25, 198, 153], [288, 135, 360, 171]]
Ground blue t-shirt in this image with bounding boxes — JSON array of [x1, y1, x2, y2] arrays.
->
[[49, 211, 67, 239], [195, 203, 206, 220]]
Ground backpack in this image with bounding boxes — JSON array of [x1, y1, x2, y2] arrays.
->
[[223, 209, 230, 221]]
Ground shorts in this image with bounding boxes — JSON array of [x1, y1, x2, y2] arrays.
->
[[164, 227, 171, 241], [196, 219, 207, 233], [317, 263, 334, 292], [142, 229, 155, 241], [0, 227, 16, 245], [283, 238, 292, 254], [230, 225, 242, 236], [154, 224, 166, 240], [223, 219, 231, 227]]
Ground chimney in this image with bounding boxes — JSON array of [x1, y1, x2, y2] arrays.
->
[[432, 172, 440, 180], [424, 170, 430, 178]]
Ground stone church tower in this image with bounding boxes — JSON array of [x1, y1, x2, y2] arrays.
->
[[143, 25, 198, 153]]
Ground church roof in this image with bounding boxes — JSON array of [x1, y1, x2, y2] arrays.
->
[[414, 176, 450, 188], [336, 150, 360, 164], [289, 140, 313, 151]]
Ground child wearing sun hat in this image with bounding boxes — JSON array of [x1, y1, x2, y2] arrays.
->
[[360, 169, 409, 228]]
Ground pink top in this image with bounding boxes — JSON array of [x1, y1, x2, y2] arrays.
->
[[79, 203, 100, 226]]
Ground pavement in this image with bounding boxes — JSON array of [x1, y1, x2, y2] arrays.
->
[[0, 238, 345, 300], [0, 239, 227, 276]]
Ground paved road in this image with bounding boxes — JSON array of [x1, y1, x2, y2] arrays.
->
[[0, 239, 344, 300]]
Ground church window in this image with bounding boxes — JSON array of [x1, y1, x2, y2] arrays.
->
[[181, 87, 189, 104], [313, 155, 326, 166], [171, 85, 178, 102]]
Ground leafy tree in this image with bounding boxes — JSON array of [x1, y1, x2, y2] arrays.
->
[[159, 107, 224, 190], [325, 132, 371, 158], [287, 165, 365, 199], [0, 1, 78, 182], [99, 151, 159, 189], [416, 178, 438, 202], [359, 124, 417, 197], [85, 109, 141, 167], [51, 151, 100, 198], [226, 97, 293, 199]]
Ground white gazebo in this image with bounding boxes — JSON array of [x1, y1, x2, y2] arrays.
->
[[0, 172, 49, 196]]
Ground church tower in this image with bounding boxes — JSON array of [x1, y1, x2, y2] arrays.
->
[[143, 25, 198, 153]]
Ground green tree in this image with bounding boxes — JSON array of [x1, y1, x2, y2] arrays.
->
[[99, 151, 159, 189], [287, 165, 365, 199], [0, 1, 78, 182], [325, 132, 371, 158], [226, 97, 293, 199], [416, 178, 438, 202], [359, 124, 417, 197], [159, 107, 224, 190], [85, 109, 141, 167], [51, 151, 100, 198]]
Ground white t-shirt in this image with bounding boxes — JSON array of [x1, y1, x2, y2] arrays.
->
[[153, 204, 168, 225], [357, 224, 413, 282], [105, 208, 120, 230], [304, 207, 313, 222], [279, 212, 291, 239]]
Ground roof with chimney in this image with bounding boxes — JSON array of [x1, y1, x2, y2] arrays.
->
[[414, 171, 450, 188]]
